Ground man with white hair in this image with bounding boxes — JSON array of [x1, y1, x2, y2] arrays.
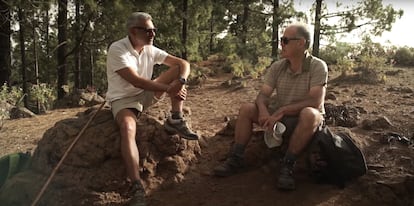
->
[[213, 23, 328, 191], [106, 12, 198, 205]]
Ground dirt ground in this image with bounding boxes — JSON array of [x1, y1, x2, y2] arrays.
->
[[0, 65, 413, 206]]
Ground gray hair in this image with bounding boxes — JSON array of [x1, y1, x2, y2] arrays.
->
[[126, 12, 152, 30], [291, 23, 311, 49]]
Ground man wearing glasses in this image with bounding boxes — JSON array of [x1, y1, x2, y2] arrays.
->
[[213, 24, 328, 191], [106, 12, 198, 205]]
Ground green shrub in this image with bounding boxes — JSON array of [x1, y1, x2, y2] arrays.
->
[[393, 47, 414, 66], [222, 54, 271, 78], [29, 83, 56, 112], [336, 57, 354, 76], [0, 84, 24, 106], [355, 55, 387, 84], [319, 42, 355, 65]]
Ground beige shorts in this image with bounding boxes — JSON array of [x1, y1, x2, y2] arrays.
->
[[110, 91, 162, 118]]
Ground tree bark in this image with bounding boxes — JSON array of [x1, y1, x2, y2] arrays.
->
[[209, 0, 215, 54], [74, 0, 81, 89], [33, 15, 41, 113], [57, 0, 68, 99], [240, 0, 249, 59], [271, 0, 280, 60], [312, 0, 322, 57], [181, 0, 188, 60], [0, 1, 11, 86], [18, 7, 28, 107]]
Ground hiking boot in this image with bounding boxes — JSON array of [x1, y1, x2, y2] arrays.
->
[[213, 156, 245, 177], [277, 164, 295, 190], [129, 182, 146, 206], [164, 117, 199, 140]]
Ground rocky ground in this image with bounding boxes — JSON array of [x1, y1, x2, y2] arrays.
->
[[0, 64, 413, 206]]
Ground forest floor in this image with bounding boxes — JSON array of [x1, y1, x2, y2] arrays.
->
[[0, 64, 413, 206]]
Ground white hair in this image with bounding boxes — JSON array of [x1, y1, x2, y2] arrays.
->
[[126, 12, 152, 30]]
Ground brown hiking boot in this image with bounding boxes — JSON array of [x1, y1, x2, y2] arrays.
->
[[164, 117, 199, 140], [129, 182, 146, 206], [213, 156, 245, 177], [277, 162, 296, 190]]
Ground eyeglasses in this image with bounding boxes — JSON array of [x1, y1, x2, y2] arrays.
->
[[280, 37, 302, 45], [133, 26, 157, 34]]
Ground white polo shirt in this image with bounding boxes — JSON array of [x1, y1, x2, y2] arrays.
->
[[106, 36, 168, 102]]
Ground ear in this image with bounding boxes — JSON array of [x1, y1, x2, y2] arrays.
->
[[129, 27, 137, 36], [299, 38, 306, 47]]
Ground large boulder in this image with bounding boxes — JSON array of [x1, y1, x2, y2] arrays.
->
[[0, 106, 200, 205]]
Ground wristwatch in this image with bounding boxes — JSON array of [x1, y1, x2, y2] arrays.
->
[[178, 77, 187, 85]]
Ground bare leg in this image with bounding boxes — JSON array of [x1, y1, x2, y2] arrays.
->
[[116, 109, 141, 182], [234, 103, 259, 145], [213, 103, 259, 176], [153, 65, 182, 112], [278, 107, 323, 190], [287, 107, 323, 155]]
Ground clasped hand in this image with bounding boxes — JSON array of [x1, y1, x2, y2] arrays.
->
[[166, 79, 187, 100], [259, 110, 284, 131]]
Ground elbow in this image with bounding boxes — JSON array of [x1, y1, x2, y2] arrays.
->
[[180, 60, 190, 72], [314, 98, 324, 109]]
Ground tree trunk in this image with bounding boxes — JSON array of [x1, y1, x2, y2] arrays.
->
[[33, 16, 40, 113], [271, 0, 280, 60], [18, 7, 28, 107], [0, 1, 11, 86], [312, 0, 322, 57], [74, 0, 81, 89], [209, 1, 214, 54], [57, 0, 68, 99], [241, 0, 249, 45], [240, 0, 249, 58], [181, 0, 188, 60], [45, 8, 50, 57], [89, 48, 94, 87]]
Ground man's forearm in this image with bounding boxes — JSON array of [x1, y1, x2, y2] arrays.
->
[[255, 92, 270, 115], [132, 77, 170, 92]]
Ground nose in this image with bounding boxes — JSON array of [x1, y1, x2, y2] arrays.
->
[[148, 30, 156, 37]]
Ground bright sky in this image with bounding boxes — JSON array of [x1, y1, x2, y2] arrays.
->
[[295, 0, 414, 47]]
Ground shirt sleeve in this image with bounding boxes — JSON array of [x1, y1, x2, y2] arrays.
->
[[310, 59, 328, 88], [107, 44, 133, 72], [151, 46, 168, 65], [263, 60, 284, 89]]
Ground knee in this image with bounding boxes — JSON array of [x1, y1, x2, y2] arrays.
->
[[118, 118, 137, 137], [239, 103, 257, 118], [299, 107, 323, 126]]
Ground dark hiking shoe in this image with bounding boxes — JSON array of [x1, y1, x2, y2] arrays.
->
[[129, 182, 146, 206], [164, 117, 199, 140], [213, 157, 245, 177], [277, 165, 296, 190]]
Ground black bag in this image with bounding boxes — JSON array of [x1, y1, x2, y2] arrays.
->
[[307, 125, 367, 188]]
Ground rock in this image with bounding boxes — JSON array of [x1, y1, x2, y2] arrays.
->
[[217, 117, 237, 136], [362, 116, 393, 130], [387, 86, 413, 94], [55, 89, 105, 108], [0, 106, 200, 205], [9, 107, 36, 119], [325, 92, 337, 100], [324, 103, 359, 127], [354, 90, 366, 97], [385, 70, 402, 76]]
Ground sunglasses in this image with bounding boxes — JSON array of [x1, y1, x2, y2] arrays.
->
[[133, 26, 157, 34], [280, 37, 302, 44]]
